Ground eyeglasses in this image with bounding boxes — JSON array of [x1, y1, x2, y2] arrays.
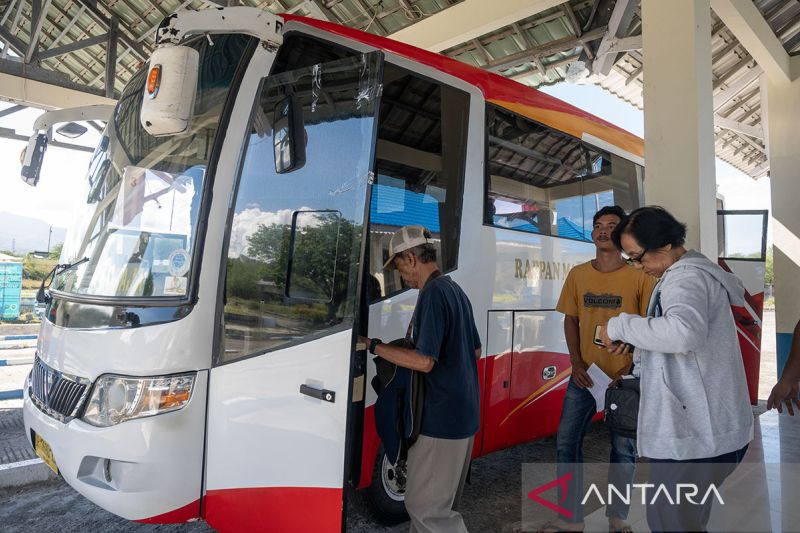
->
[[622, 248, 648, 266]]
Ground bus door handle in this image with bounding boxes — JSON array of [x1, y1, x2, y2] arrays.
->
[[300, 384, 336, 403]]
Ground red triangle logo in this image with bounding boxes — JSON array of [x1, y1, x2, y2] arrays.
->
[[527, 472, 574, 519]]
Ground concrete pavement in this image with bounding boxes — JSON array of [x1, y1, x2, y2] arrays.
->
[[0, 312, 781, 530]]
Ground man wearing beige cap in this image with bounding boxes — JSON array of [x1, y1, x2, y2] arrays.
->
[[361, 225, 482, 533]]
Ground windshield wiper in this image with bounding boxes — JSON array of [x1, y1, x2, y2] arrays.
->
[[36, 257, 89, 304]]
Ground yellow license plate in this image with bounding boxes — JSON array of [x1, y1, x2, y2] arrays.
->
[[34, 433, 58, 474]]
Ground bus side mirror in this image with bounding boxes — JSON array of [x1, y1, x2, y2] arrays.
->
[[140, 44, 199, 137], [273, 95, 306, 174], [20, 133, 48, 187], [36, 285, 48, 304]]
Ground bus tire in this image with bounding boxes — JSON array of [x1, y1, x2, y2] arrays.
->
[[365, 446, 409, 525]]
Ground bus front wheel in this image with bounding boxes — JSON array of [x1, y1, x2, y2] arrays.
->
[[365, 446, 409, 524]]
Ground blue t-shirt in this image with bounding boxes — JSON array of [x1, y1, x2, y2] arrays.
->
[[413, 275, 481, 439]]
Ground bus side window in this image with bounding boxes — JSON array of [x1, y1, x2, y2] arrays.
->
[[484, 105, 588, 240], [580, 148, 644, 236]]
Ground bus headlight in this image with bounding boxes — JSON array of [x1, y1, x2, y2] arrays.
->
[[82, 373, 195, 427]]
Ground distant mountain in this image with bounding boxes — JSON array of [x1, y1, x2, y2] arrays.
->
[[0, 212, 66, 254]]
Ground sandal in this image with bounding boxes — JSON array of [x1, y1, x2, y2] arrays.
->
[[609, 524, 633, 533]]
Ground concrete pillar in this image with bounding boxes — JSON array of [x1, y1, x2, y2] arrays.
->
[[641, 0, 718, 258], [762, 73, 800, 376]]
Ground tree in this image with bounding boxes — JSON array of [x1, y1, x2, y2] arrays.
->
[[244, 213, 360, 320], [49, 243, 63, 260]]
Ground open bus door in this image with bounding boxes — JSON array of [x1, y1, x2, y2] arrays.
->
[[203, 51, 384, 532], [717, 209, 769, 405]]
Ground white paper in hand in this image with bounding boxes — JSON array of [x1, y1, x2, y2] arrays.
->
[[586, 363, 613, 412]]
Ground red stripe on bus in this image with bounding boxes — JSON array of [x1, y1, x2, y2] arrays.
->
[[203, 487, 342, 532], [718, 259, 764, 318], [134, 499, 200, 524], [358, 404, 379, 489]]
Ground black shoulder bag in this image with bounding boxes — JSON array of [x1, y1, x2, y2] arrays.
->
[[604, 377, 640, 439]]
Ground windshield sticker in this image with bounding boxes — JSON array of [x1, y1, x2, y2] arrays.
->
[[168, 249, 190, 276], [164, 276, 188, 296], [111, 165, 196, 235]]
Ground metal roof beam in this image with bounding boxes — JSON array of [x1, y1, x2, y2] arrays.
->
[[711, 0, 797, 82], [25, 0, 54, 63], [389, 0, 565, 53], [37, 33, 109, 60], [0, 25, 26, 55], [0, 64, 115, 109], [9, 0, 24, 37], [1, 0, 18, 25], [603, 34, 642, 55], [713, 65, 762, 111], [0, 57, 109, 97], [74, 0, 148, 60], [485, 25, 608, 73], [714, 115, 763, 139], [48, 5, 87, 50], [105, 16, 118, 98], [591, 0, 638, 76]]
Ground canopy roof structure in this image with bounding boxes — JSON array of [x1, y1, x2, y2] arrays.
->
[[0, 0, 797, 178]]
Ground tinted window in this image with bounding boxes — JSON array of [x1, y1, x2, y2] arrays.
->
[[366, 66, 469, 300], [579, 148, 643, 236], [485, 105, 644, 241], [220, 52, 381, 364], [486, 105, 588, 239]]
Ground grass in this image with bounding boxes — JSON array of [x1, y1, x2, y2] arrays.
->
[[22, 279, 41, 290]]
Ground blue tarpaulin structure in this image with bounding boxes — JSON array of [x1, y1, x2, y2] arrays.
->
[[0, 254, 23, 320], [370, 184, 440, 232]]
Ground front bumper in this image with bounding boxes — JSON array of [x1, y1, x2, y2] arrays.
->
[[22, 370, 208, 522]]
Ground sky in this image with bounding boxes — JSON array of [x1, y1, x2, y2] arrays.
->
[[0, 104, 100, 229], [0, 80, 773, 249]]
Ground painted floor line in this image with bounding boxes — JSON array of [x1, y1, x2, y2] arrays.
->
[[0, 458, 43, 471]]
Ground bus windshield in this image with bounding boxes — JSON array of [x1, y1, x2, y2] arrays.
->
[[52, 34, 253, 300]]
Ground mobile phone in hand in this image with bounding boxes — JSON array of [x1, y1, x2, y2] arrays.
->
[[593, 325, 605, 347]]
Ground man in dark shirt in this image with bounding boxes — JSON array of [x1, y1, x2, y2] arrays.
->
[[361, 225, 481, 533]]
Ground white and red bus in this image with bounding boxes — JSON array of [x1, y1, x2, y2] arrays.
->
[[22, 7, 765, 531]]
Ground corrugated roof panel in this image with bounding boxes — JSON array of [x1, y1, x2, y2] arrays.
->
[[0, 0, 789, 178]]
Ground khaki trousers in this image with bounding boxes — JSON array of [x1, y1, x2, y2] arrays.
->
[[405, 434, 474, 533]]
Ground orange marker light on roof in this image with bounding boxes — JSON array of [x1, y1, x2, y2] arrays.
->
[[146, 65, 162, 99]]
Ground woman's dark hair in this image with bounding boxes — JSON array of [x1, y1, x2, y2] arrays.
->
[[593, 205, 627, 226], [611, 206, 687, 251]]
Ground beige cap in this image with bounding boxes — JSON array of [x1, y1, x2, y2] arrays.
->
[[382, 225, 432, 270]]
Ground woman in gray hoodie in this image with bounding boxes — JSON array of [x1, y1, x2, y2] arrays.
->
[[599, 206, 753, 533]]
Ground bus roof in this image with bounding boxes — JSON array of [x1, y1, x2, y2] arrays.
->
[[282, 14, 644, 160]]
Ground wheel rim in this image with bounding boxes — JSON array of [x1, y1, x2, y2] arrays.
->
[[380, 455, 406, 501]]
